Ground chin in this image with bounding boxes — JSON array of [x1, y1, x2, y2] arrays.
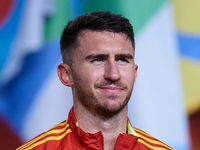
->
[[96, 102, 126, 117]]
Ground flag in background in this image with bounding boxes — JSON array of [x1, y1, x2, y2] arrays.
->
[[0, 0, 72, 149], [172, 0, 200, 150], [1, 0, 200, 150]]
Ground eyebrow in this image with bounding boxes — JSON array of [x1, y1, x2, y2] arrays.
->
[[85, 54, 109, 60], [85, 53, 133, 60], [115, 54, 133, 59]]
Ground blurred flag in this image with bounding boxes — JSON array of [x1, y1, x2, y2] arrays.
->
[[0, 0, 195, 150], [0, 0, 72, 149], [173, 0, 200, 116], [173, 0, 200, 149]]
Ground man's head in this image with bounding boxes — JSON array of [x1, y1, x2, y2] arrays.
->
[[58, 11, 137, 117], [60, 11, 135, 67]]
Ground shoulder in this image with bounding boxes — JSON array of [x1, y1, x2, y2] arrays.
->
[[133, 127, 174, 150], [16, 120, 72, 150]]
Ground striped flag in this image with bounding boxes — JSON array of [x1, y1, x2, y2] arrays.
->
[[0, 0, 72, 149]]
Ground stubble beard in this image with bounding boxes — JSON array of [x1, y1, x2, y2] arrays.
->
[[72, 71, 133, 118]]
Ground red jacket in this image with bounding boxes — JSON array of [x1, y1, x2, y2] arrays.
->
[[17, 107, 173, 150]]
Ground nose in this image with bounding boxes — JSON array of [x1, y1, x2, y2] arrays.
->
[[104, 60, 121, 81]]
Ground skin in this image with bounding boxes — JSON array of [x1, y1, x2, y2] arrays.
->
[[57, 30, 138, 150]]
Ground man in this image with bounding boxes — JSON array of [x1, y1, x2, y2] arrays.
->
[[17, 11, 173, 150]]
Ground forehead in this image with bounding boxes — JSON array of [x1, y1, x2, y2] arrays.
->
[[76, 30, 134, 54]]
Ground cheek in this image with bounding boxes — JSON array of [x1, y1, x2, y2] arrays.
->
[[121, 69, 136, 84], [82, 68, 104, 84]]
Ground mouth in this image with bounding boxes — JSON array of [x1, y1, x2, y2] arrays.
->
[[98, 85, 124, 94]]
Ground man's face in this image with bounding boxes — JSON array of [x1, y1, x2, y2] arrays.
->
[[71, 30, 138, 117]]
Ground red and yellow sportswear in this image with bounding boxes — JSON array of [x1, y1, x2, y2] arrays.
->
[[17, 107, 173, 150]]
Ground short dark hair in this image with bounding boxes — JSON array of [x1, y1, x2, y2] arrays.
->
[[60, 11, 135, 67]]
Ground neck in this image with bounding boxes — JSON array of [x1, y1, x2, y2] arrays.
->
[[73, 103, 128, 150]]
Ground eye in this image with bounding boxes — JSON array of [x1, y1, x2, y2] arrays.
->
[[91, 58, 105, 63], [117, 58, 129, 63]]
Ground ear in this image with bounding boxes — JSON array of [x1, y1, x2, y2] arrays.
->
[[134, 64, 138, 84], [57, 63, 73, 87]]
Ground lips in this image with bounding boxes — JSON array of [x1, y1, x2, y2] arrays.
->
[[94, 80, 128, 95], [99, 85, 123, 90], [98, 85, 124, 94]]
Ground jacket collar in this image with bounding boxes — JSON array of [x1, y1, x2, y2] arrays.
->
[[68, 107, 139, 149]]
